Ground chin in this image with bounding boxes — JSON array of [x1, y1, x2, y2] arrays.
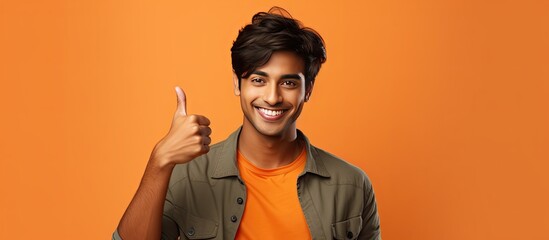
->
[[254, 124, 285, 137]]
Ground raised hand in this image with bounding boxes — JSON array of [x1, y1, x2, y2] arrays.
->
[[150, 86, 212, 167]]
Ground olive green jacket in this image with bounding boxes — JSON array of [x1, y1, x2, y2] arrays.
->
[[114, 128, 381, 239]]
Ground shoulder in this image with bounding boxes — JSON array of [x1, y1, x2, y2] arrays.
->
[[310, 145, 373, 190]]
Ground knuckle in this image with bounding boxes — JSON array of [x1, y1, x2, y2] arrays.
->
[[186, 114, 197, 122]]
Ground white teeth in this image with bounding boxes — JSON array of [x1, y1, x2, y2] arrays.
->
[[259, 108, 283, 116]]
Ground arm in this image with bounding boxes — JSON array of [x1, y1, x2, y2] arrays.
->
[[358, 176, 382, 240], [115, 157, 175, 240], [115, 86, 212, 240]]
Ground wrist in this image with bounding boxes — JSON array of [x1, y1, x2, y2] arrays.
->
[[148, 154, 176, 173]]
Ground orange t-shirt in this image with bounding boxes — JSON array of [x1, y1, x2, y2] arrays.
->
[[235, 148, 311, 240]]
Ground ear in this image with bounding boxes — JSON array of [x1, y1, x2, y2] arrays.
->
[[305, 81, 314, 102], [232, 72, 241, 96]]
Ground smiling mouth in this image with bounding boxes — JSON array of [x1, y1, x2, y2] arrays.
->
[[255, 107, 287, 120]]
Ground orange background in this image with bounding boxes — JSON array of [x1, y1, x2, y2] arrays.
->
[[1, 0, 548, 239]]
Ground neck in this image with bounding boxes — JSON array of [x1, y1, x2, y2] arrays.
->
[[237, 124, 303, 169]]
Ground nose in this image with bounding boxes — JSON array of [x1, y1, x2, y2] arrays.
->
[[263, 83, 283, 106]]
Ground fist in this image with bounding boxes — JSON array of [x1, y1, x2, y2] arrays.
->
[[151, 86, 212, 167]]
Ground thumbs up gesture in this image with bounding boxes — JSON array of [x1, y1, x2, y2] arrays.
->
[[150, 86, 212, 167]]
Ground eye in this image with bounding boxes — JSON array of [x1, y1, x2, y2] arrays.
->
[[281, 80, 298, 87], [250, 77, 265, 85]]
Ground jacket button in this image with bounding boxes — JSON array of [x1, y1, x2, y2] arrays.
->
[[231, 215, 238, 222], [187, 227, 195, 236], [346, 231, 353, 239], [237, 197, 244, 205]]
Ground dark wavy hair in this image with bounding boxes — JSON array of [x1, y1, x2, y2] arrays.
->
[[231, 7, 327, 89]]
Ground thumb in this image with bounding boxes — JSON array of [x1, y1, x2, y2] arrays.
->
[[174, 86, 187, 116]]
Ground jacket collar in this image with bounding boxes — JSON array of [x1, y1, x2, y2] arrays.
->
[[211, 127, 330, 179]]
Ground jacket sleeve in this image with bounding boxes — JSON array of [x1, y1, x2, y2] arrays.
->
[[111, 216, 178, 240], [358, 177, 381, 240], [160, 187, 181, 240], [112, 230, 122, 240]]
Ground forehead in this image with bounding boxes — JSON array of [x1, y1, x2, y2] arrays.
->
[[253, 51, 305, 76]]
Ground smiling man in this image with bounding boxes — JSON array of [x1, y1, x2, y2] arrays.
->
[[114, 7, 381, 240]]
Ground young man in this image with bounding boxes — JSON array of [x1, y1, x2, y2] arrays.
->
[[114, 7, 381, 240]]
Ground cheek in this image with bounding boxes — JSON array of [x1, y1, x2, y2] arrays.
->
[[244, 88, 263, 100], [240, 89, 257, 105], [287, 91, 306, 104]]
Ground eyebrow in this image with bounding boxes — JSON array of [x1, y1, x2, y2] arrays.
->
[[251, 70, 302, 80]]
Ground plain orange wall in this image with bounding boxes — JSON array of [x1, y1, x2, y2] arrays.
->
[[1, 0, 548, 239]]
